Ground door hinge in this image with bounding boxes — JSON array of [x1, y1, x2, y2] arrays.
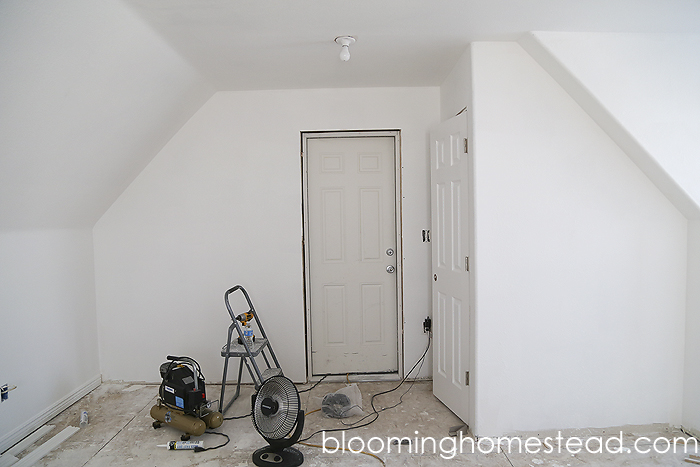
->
[[464, 138, 468, 154], [465, 371, 470, 386], [465, 256, 469, 272], [422, 229, 430, 242]]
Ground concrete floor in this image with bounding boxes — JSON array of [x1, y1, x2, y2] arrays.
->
[[7, 380, 700, 466]]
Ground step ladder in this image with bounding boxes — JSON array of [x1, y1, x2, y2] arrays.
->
[[219, 285, 283, 415]]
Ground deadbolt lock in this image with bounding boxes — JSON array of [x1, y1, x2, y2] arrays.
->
[[386, 248, 394, 256]]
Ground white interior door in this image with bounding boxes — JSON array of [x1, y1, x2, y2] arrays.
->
[[304, 133, 400, 376], [430, 114, 471, 423]]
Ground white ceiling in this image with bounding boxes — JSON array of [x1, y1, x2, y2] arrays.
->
[[3, 0, 699, 229], [121, 0, 700, 91]]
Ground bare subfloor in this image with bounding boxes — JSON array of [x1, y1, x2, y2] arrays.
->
[[8, 381, 700, 466]]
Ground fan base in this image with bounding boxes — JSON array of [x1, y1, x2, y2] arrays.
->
[[253, 446, 304, 467]]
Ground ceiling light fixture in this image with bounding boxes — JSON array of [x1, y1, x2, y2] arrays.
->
[[334, 36, 355, 62]]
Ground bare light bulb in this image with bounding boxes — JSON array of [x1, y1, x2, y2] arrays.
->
[[339, 45, 350, 62], [335, 36, 355, 62]]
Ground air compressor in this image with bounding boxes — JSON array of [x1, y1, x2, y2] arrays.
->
[[150, 355, 223, 440]]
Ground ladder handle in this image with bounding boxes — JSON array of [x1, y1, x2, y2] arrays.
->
[[224, 286, 257, 338], [224, 285, 254, 318], [223, 285, 264, 337], [223, 285, 283, 375]]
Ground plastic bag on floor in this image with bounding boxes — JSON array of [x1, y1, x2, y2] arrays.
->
[[321, 383, 364, 418]]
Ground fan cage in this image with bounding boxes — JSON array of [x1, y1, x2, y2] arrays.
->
[[253, 376, 300, 440]]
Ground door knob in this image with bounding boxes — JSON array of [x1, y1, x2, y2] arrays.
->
[[386, 265, 395, 273]]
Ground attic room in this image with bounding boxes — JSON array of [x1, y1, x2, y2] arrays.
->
[[2, 0, 700, 465]]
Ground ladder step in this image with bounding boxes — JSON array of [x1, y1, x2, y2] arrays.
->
[[221, 338, 268, 357]]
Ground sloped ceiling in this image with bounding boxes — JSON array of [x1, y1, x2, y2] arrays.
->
[[0, 0, 214, 229], [521, 32, 700, 218], [2, 0, 700, 229], [121, 0, 700, 90]]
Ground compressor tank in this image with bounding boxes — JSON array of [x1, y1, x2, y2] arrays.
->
[[201, 409, 223, 429], [150, 404, 206, 437]]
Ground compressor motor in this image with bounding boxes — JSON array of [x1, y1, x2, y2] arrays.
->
[[151, 355, 223, 440], [159, 356, 206, 414]]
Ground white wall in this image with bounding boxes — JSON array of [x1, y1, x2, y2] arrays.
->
[[0, 230, 100, 451], [0, 0, 213, 229], [0, 0, 213, 450], [685, 221, 700, 434], [466, 42, 687, 436], [440, 47, 472, 122], [521, 33, 700, 214], [518, 32, 700, 435], [94, 87, 440, 384]]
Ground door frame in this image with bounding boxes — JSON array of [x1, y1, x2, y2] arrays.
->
[[301, 130, 404, 382]]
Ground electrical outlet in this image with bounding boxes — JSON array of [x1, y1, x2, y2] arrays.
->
[[1, 384, 8, 402], [423, 317, 432, 333]]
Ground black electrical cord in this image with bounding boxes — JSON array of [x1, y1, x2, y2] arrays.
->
[[221, 373, 330, 421], [298, 374, 329, 393], [340, 341, 429, 427], [339, 331, 430, 426], [299, 332, 432, 442], [193, 431, 230, 452], [367, 335, 430, 414], [221, 374, 331, 420]]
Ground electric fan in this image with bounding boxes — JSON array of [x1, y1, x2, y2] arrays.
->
[[251, 375, 305, 467]]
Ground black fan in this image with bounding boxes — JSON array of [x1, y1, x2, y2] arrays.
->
[[251, 375, 305, 467]]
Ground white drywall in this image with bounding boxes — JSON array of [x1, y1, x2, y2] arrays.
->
[[468, 42, 687, 436], [685, 221, 700, 434], [0, 0, 213, 229], [517, 32, 700, 435], [0, 230, 100, 449], [440, 47, 472, 122], [523, 33, 700, 211], [0, 0, 212, 450], [520, 33, 700, 218], [94, 87, 440, 384]]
